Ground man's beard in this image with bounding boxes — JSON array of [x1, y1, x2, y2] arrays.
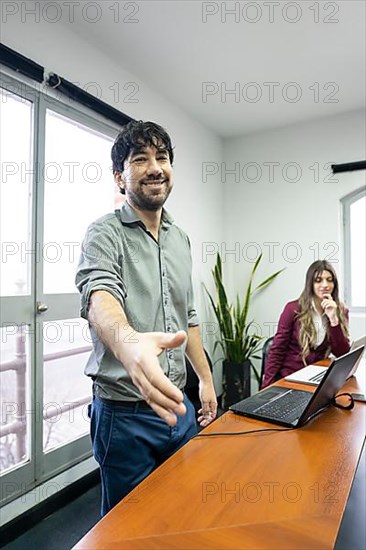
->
[[127, 181, 172, 211]]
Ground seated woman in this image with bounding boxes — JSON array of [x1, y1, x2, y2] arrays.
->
[[262, 260, 350, 388]]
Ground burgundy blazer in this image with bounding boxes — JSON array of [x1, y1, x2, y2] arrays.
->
[[262, 300, 350, 388]]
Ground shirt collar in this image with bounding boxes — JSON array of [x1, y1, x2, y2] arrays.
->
[[118, 200, 174, 228], [311, 299, 326, 318]]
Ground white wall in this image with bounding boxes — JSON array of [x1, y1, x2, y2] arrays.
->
[[222, 110, 366, 363]]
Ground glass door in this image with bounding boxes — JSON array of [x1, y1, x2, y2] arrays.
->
[[38, 104, 116, 478], [0, 84, 36, 500], [0, 74, 120, 503]]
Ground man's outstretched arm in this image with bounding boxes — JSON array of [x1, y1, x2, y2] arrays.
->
[[88, 290, 187, 426]]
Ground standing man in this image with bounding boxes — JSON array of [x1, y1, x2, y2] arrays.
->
[[76, 120, 217, 515]]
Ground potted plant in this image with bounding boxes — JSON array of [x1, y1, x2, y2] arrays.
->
[[205, 253, 284, 408]]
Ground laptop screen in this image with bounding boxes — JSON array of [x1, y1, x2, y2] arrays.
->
[[299, 346, 365, 424]]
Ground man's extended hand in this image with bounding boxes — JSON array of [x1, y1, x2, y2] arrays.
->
[[88, 291, 188, 427], [120, 330, 188, 426]]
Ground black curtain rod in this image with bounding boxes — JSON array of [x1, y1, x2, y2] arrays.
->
[[0, 43, 44, 83], [0, 43, 133, 128], [3, 43, 363, 150], [331, 161, 366, 174], [47, 73, 133, 127]]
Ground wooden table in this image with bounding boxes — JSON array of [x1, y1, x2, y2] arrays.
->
[[74, 367, 366, 550]]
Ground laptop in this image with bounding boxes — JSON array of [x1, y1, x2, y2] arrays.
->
[[285, 335, 366, 386], [229, 346, 365, 428]]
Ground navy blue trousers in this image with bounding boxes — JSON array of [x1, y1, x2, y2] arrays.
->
[[90, 394, 197, 516]]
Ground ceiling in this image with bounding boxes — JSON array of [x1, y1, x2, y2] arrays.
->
[[70, 0, 365, 138]]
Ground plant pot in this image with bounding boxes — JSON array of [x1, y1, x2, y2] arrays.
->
[[222, 359, 251, 409]]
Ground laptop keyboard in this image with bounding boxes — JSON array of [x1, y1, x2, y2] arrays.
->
[[255, 391, 312, 420]]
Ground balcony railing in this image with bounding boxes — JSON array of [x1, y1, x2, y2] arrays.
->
[[0, 326, 92, 466]]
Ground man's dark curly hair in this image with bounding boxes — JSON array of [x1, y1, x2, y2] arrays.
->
[[111, 120, 174, 194]]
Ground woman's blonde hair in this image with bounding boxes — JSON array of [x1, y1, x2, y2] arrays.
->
[[297, 260, 349, 362]]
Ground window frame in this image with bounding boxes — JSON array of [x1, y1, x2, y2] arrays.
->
[[342, 186, 366, 313], [0, 68, 123, 506]]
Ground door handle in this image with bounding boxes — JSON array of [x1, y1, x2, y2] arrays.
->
[[36, 302, 48, 314]]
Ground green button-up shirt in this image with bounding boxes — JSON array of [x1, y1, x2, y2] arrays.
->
[[75, 201, 199, 401]]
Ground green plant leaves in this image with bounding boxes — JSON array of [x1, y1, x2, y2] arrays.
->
[[204, 253, 284, 373]]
